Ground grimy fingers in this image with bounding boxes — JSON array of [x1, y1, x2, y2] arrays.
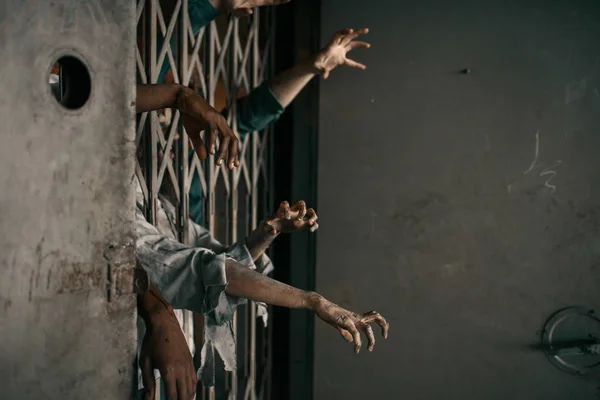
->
[[219, 119, 239, 169], [305, 208, 318, 225], [342, 320, 361, 353], [290, 200, 307, 220], [360, 323, 376, 352], [361, 311, 389, 339], [277, 201, 290, 219], [337, 326, 353, 342], [216, 133, 230, 167]]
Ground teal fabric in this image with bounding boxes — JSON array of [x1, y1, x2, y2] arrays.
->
[[157, 0, 219, 83], [188, 82, 285, 224], [229, 81, 285, 135]]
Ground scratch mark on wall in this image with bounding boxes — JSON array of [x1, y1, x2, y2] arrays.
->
[[540, 160, 562, 194], [509, 129, 562, 196], [523, 129, 540, 175]]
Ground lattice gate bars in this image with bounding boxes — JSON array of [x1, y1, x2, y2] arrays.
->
[[135, 1, 275, 399]]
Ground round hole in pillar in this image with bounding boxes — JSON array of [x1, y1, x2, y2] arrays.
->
[[49, 55, 91, 110]]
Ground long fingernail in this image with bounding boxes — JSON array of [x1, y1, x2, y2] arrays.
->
[[210, 146, 216, 154]]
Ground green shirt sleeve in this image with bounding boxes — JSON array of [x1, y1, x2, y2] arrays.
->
[[157, 0, 219, 83], [223, 81, 285, 140]]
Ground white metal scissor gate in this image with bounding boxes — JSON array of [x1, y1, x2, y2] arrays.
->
[[135, 1, 275, 399]]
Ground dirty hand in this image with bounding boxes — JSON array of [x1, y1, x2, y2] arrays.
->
[[212, 0, 290, 17], [312, 295, 389, 353], [313, 28, 370, 79], [178, 88, 239, 170], [140, 308, 197, 400], [266, 200, 319, 234]]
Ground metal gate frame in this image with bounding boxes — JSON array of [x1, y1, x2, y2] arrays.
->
[[135, 1, 275, 399]]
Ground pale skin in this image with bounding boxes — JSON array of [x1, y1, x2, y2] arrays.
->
[[270, 28, 371, 107], [138, 201, 389, 399], [139, 27, 370, 169]]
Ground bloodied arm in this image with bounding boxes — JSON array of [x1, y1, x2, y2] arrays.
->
[[224, 260, 389, 353], [137, 281, 196, 400]]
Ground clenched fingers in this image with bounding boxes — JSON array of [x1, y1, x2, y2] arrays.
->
[[360, 311, 389, 339], [306, 208, 318, 228], [214, 120, 239, 169], [342, 320, 362, 353], [277, 201, 291, 219], [359, 322, 376, 352], [207, 128, 218, 156], [337, 327, 353, 342], [290, 200, 307, 220]]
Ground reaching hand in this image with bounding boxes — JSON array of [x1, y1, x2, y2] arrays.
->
[[266, 200, 319, 234], [178, 89, 240, 170], [312, 295, 389, 353], [314, 28, 370, 79], [140, 309, 197, 400]]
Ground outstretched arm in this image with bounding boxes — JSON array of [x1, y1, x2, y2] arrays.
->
[[225, 28, 371, 137], [270, 28, 370, 107], [224, 259, 389, 353]]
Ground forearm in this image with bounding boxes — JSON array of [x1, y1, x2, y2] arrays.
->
[[225, 258, 320, 309], [244, 220, 279, 262], [136, 83, 187, 113], [269, 57, 319, 108]]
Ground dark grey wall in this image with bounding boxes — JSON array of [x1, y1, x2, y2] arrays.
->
[[315, 1, 600, 399]]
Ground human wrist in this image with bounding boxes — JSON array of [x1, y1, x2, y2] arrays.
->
[[303, 53, 322, 76], [246, 220, 279, 251], [174, 85, 195, 111], [138, 292, 175, 323], [304, 291, 325, 312]]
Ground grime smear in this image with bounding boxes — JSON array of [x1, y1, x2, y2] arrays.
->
[[565, 77, 587, 105]]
